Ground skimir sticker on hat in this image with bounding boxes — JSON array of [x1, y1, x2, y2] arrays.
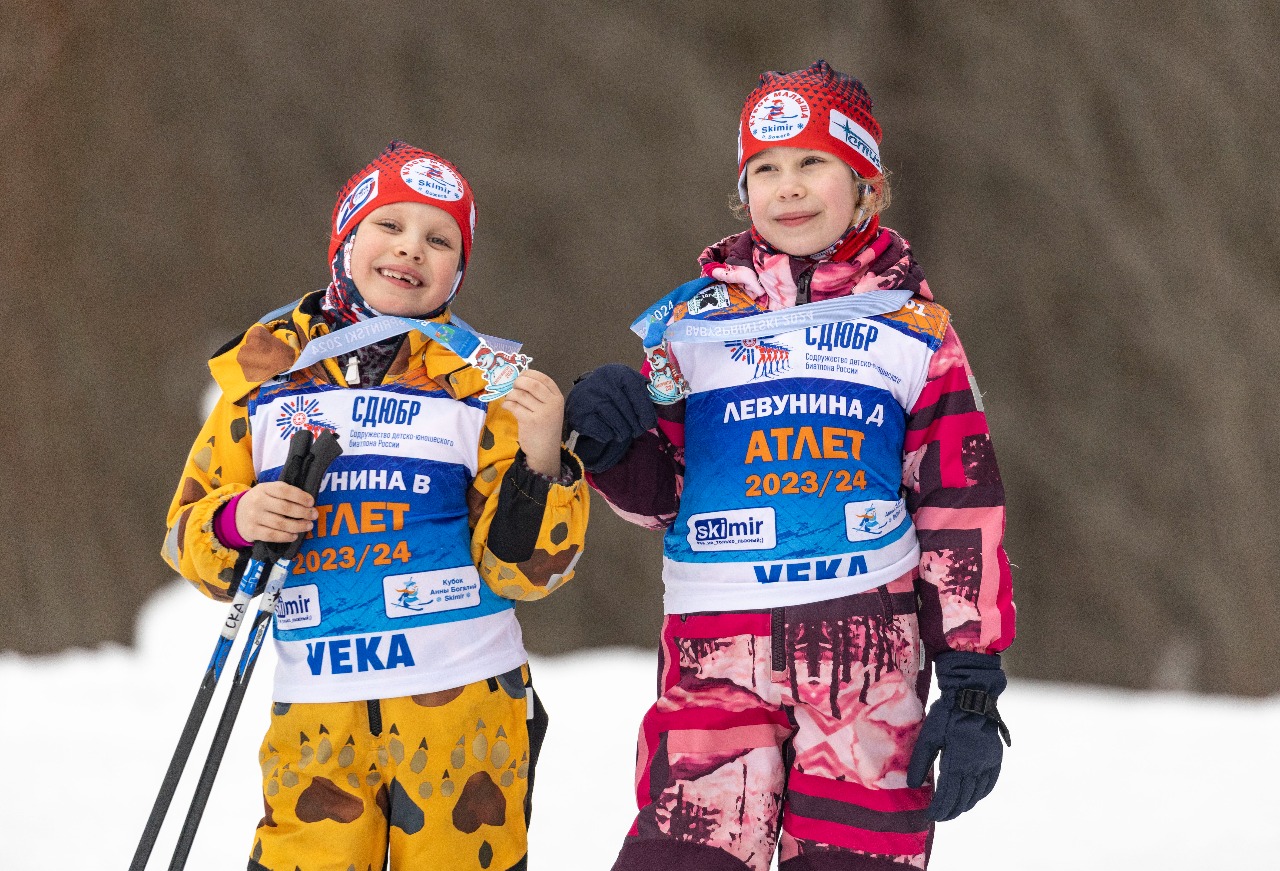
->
[[329, 142, 476, 265], [748, 89, 810, 142], [401, 157, 465, 202], [335, 170, 379, 236], [736, 61, 885, 201]]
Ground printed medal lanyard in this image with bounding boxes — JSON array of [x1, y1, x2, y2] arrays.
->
[[630, 276, 914, 404], [286, 314, 528, 402]]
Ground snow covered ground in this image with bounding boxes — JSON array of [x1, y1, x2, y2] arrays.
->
[[3, 581, 1276, 870]]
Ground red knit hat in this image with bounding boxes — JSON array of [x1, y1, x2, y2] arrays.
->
[[737, 60, 883, 202], [329, 140, 477, 266]]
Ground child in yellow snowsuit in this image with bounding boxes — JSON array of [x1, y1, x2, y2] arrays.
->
[[164, 141, 589, 871]]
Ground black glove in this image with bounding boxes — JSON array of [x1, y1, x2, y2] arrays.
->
[[907, 650, 1012, 822], [565, 364, 656, 473]]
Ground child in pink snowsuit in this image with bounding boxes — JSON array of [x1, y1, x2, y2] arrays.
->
[[566, 61, 1016, 871]]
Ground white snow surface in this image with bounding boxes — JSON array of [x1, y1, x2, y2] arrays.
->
[[2, 581, 1276, 870]]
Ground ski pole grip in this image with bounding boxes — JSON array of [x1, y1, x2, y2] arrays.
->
[[280, 429, 316, 488], [279, 430, 343, 561], [300, 430, 343, 497], [249, 429, 314, 563]]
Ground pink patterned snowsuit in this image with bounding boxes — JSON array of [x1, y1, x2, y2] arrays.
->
[[591, 228, 1015, 871]]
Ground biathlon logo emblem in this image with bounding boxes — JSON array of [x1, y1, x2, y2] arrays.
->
[[727, 337, 791, 379], [275, 396, 337, 440], [748, 89, 810, 142], [335, 170, 379, 235], [401, 158, 464, 202]]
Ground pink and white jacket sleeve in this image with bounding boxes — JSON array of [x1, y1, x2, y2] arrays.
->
[[903, 325, 1016, 656]]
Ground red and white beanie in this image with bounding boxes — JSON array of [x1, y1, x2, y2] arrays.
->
[[737, 60, 883, 202], [329, 140, 477, 267]]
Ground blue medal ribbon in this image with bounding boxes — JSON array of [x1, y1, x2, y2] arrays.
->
[[629, 276, 719, 350], [663, 289, 913, 344], [286, 316, 529, 402], [631, 279, 914, 404]]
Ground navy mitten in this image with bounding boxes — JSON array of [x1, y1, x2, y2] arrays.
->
[[907, 650, 1012, 822], [565, 364, 657, 473]]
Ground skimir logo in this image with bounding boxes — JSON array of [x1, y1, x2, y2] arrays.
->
[[748, 89, 810, 142], [276, 584, 320, 629], [335, 170, 379, 235], [727, 336, 791, 380], [844, 499, 907, 542], [687, 507, 776, 552], [401, 157, 464, 202], [275, 396, 337, 440]]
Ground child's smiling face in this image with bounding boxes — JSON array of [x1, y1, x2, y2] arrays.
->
[[745, 147, 861, 257], [349, 202, 462, 316]]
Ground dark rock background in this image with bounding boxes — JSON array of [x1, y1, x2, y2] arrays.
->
[[2, 1, 1276, 694]]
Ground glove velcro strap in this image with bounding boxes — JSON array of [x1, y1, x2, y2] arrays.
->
[[957, 688, 1013, 747]]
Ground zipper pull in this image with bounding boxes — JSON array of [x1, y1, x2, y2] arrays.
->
[[344, 355, 360, 385], [796, 267, 814, 305]]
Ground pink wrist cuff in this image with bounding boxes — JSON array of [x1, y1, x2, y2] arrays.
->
[[213, 491, 253, 549]]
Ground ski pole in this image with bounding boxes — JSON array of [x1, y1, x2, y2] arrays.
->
[[129, 429, 314, 871], [167, 429, 343, 871]]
